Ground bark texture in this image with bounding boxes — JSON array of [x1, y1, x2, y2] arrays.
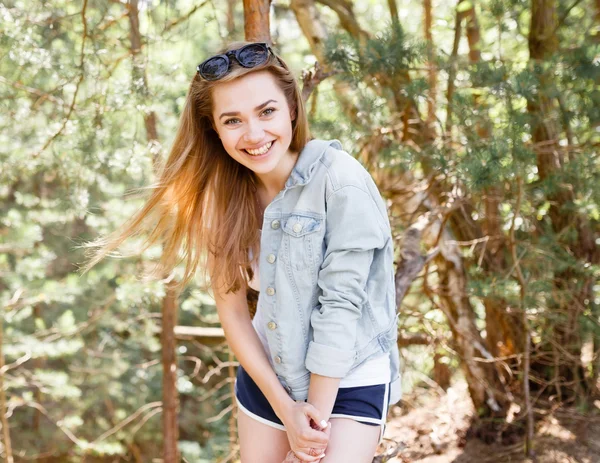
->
[[243, 0, 272, 43], [293, 0, 510, 421], [128, 2, 180, 461], [527, 0, 600, 400]]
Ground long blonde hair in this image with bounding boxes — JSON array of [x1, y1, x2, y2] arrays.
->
[[80, 41, 311, 294]]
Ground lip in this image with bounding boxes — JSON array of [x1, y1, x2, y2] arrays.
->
[[243, 140, 275, 151], [242, 140, 275, 159]]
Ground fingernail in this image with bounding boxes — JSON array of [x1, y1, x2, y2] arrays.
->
[[320, 419, 328, 428], [319, 454, 326, 458]]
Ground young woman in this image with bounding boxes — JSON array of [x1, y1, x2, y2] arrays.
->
[[83, 41, 401, 462]]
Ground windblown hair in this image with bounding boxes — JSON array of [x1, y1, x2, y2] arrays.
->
[[80, 41, 311, 294]]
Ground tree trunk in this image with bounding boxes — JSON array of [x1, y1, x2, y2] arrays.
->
[[388, 0, 400, 26], [0, 305, 14, 463], [161, 280, 180, 463], [446, 0, 466, 135], [291, 0, 328, 59], [432, 246, 509, 421], [467, 1, 526, 384], [128, 2, 180, 461], [316, 0, 369, 44], [127, 0, 159, 148], [290, 0, 363, 128], [527, 0, 600, 401], [294, 0, 509, 421], [423, 0, 436, 125], [227, 0, 237, 36], [243, 0, 272, 43], [32, 304, 44, 432]]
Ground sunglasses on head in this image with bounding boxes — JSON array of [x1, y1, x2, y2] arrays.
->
[[196, 42, 278, 81]]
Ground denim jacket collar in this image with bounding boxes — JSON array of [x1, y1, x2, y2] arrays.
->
[[284, 139, 342, 189]]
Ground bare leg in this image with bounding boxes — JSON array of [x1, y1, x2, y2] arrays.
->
[[237, 407, 291, 463], [319, 418, 381, 463]]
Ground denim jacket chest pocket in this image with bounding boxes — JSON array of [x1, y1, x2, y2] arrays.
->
[[280, 213, 324, 271]]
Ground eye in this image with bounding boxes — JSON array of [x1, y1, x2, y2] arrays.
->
[[224, 118, 241, 125], [261, 107, 276, 116]]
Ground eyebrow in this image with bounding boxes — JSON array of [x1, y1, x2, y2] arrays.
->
[[219, 99, 278, 119]]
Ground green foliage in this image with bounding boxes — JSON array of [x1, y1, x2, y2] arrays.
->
[[2, 0, 599, 460], [310, 0, 599, 412], [1, 0, 238, 460]]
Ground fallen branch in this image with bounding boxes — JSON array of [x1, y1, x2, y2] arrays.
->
[[301, 61, 337, 103]]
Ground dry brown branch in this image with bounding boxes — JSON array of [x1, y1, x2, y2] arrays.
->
[[205, 403, 235, 423], [395, 214, 440, 306], [37, 295, 117, 342], [201, 361, 240, 384], [0, 302, 14, 462], [32, 0, 89, 159], [91, 401, 162, 444], [14, 400, 87, 448], [397, 333, 432, 347], [301, 61, 337, 103], [422, 269, 516, 404], [130, 407, 162, 437], [0, 76, 66, 107], [162, 1, 211, 32], [97, 10, 129, 31], [555, 0, 585, 31], [196, 377, 235, 402], [316, 0, 368, 42], [179, 355, 203, 379], [446, 0, 467, 135], [0, 351, 31, 375], [508, 176, 535, 458], [216, 444, 241, 463]]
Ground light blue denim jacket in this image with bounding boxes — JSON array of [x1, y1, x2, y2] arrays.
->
[[255, 139, 401, 404]]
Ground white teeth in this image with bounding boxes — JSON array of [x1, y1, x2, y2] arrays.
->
[[246, 141, 273, 156]]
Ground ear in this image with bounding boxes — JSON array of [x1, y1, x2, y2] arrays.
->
[[290, 108, 297, 122]]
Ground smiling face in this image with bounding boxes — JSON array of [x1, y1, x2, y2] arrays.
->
[[211, 70, 297, 188]]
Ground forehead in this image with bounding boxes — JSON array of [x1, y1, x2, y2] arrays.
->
[[211, 71, 286, 113]]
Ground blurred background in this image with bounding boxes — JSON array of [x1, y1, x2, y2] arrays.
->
[[1, 0, 599, 461]]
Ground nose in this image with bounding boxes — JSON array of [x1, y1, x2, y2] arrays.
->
[[243, 119, 265, 144]]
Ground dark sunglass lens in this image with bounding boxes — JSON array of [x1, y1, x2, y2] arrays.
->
[[237, 44, 269, 67], [200, 56, 229, 80]]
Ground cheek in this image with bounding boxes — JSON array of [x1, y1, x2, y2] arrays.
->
[[273, 116, 293, 136], [218, 131, 236, 147]]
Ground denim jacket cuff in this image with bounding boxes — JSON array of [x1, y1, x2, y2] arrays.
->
[[304, 340, 356, 378]]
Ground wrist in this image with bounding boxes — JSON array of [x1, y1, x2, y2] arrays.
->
[[271, 390, 295, 422]]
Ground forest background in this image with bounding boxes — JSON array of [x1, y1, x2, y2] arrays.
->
[[1, 0, 599, 462]]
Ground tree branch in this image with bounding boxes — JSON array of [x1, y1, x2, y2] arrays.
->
[[32, 0, 89, 159], [301, 61, 337, 103]]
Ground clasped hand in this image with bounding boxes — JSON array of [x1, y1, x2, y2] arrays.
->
[[280, 400, 331, 462]]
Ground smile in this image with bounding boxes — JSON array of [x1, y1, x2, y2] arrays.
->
[[244, 141, 273, 156]]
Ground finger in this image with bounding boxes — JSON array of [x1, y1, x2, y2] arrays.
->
[[282, 450, 302, 463], [302, 429, 330, 444], [294, 450, 326, 462], [303, 404, 328, 430]]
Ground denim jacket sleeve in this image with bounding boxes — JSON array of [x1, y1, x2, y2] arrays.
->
[[304, 183, 387, 378]]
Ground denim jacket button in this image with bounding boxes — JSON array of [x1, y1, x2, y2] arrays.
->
[[292, 223, 303, 233], [266, 287, 275, 296], [266, 253, 276, 264], [267, 321, 277, 330], [271, 219, 281, 229], [274, 355, 282, 364]]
